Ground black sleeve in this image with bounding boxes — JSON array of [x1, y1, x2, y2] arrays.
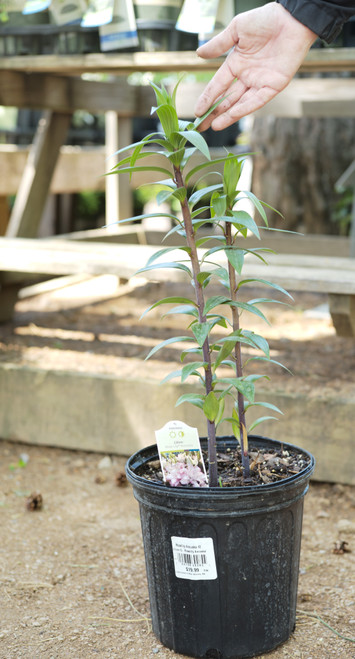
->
[[276, 0, 355, 42]]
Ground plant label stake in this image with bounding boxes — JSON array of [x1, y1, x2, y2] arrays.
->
[[155, 420, 208, 487]]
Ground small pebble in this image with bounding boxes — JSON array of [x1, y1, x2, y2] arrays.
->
[[98, 456, 112, 470], [337, 519, 355, 534]]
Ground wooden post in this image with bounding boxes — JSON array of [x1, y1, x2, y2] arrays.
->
[[0, 196, 9, 235], [350, 185, 355, 258], [6, 110, 72, 238], [328, 293, 355, 338], [105, 112, 133, 227]]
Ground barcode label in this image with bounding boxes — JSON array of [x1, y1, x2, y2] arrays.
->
[[176, 552, 207, 566], [171, 536, 217, 580]]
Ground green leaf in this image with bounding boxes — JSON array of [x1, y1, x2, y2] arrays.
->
[[189, 184, 223, 207], [242, 331, 270, 357], [242, 191, 268, 225], [229, 211, 260, 238], [193, 95, 227, 130], [140, 296, 197, 320], [203, 391, 220, 422], [110, 164, 173, 179], [248, 416, 278, 433], [223, 157, 241, 199], [211, 192, 227, 217], [226, 248, 244, 275], [215, 397, 225, 426], [145, 246, 186, 267], [160, 369, 182, 384], [191, 321, 210, 347], [137, 261, 192, 277], [196, 271, 212, 286], [106, 211, 179, 228], [178, 130, 211, 160], [181, 361, 206, 382], [175, 393, 204, 410], [154, 103, 179, 138], [156, 188, 177, 205], [238, 278, 292, 299], [203, 295, 230, 315], [218, 378, 255, 402], [173, 187, 187, 203], [213, 340, 237, 370], [231, 301, 269, 324], [231, 406, 240, 439], [162, 305, 198, 319], [213, 266, 230, 287], [245, 401, 283, 415], [185, 152, 242, 185], [168, 147, 185, 167], [145, 336, 193, 361], [245, 356, 292, 374], [180, 346, 203, 362]]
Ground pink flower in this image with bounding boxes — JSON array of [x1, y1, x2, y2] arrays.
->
[[163, 460, 207, 488]]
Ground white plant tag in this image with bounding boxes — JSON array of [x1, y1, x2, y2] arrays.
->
[[176, 0, 219, 34], [155, 420, 207, 488], [171, 536, 217, 580]]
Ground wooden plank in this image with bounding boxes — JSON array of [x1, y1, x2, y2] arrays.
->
[[6, 111, 71, 238], [0, 144, 245, 196], [255, 78, 355, 118], [62, 226, 351, 258], [0, 70, 154, 114], [1, 237, 355, 295], [0, 48, 355, 75], [0, 144, 106, 195]]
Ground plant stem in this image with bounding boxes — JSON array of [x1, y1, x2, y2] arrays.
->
[[225, 223, 250, 479], [174, 165, 218, 487]]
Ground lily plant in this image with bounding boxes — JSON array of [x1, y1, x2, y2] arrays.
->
[[109, 81, 290, 487]]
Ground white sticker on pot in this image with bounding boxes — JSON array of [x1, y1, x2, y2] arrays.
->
[[171, 536, 217, 580]]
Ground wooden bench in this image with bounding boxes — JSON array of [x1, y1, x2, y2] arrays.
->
[[1, 236, 355, 337]]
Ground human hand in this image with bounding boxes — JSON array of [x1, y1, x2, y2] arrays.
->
[[194, 3, 317, 130]]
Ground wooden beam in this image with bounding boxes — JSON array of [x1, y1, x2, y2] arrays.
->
[[0, 70, 155, 114], [0, 48, 355, 75], [0, 144, 106, 195], [6, 111, 71, 238], [0, 145, 245, 196], [255, 78, 355, 118], [1, 238, 354, 293]]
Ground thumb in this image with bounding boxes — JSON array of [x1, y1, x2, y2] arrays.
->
[[197, 22, 237, 59]]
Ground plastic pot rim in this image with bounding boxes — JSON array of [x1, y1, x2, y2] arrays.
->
[[126, 434, 316, 499]]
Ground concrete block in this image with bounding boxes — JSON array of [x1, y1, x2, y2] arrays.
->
[[0, 363, 353, 485]]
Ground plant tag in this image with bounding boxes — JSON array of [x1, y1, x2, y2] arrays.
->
[[171, 536, 217, 580], [155, 420, 207, 488], [176, 0, 219, 34]]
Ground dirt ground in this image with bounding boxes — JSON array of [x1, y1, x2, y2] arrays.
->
[[0, 276, 355, 658], [0, 440, 354, 659]]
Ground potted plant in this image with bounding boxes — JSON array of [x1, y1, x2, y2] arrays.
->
[[109, 81, 315, 659]]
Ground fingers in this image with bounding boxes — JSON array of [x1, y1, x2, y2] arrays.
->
[[194, 56, 239, 118], [210, 86, 278, 130], [197, 79, 247, 132]]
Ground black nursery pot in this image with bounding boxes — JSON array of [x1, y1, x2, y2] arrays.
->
[[126, 435, 315, 659]]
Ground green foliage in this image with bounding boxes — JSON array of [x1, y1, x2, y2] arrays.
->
[[110, 80, 289, 486]]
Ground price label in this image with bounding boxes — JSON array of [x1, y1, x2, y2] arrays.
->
[[171, 536, 217, 580]]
